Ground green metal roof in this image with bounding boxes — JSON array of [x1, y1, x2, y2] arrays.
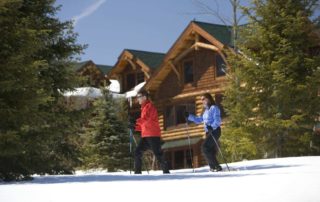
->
[[161, 137, 202, 150], [72, 60, 91, 72], [96, 64, 113, 74], [126, 49, 165, 70], [72, 60, 112, 75], [194, 21, 233, 46]]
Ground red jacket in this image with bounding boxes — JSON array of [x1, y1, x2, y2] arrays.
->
[[135, 100, 161, 137]]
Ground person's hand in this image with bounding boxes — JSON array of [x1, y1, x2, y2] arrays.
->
[[206, 125, 214, 133], [128, 122, 135, 130], [184, 111, 189, 118]]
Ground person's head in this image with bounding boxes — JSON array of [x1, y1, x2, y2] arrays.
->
[[201, 93, 216, 108], [136, 90, 149, 105]]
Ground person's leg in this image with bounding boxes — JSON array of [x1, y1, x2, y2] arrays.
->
[[202, 133, 215, 169], [134, 138, 148, 174], [210, 127, 222, 171], [147, 137, 170, 173]]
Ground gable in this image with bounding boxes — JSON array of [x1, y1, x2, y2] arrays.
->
[[193, 21, 232, 46], [96, 64, 113, 74], [108, 49, 165, 79], [145, 21, 231, 92], [126, 49, 165, 70]]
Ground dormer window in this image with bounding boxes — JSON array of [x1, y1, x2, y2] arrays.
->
[[137, 72, 145, 84], [183, 60, 194, 84], [126, 73, 136, 90], [125, 72, 145, 91]]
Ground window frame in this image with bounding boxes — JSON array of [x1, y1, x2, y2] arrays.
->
[[164, 101, 196, 130], [126, 73, 136, 91], [124, 71, 145, 91], [182, 58, 195, 84]]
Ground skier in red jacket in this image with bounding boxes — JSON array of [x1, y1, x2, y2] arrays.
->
[[134, 90, 170, 174]]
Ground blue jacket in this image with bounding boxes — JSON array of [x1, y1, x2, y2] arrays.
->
[[187, 105, 221, 132]]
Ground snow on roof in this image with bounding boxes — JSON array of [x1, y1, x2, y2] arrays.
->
[[125, 82, 146, 98], [63, 87, 102, 98], [108, 79, 120, 93], [62, 80, 144, 100]]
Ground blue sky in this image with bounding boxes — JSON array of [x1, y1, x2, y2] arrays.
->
[[55, 0, 248, 65]]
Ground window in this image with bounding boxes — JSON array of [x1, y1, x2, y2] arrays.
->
[[176, 105, 187, 125], [125, 72, 145, 91], [165, 106, 175, 128], [183, 60, 194, 83], [174, 150, 184, 169], [172, 149, 193, 169], [165, 102, 195, 130], [186, 149, 194, 168], [126, 73, 135, 90], [137, 72, 145, 84], [216, 54, 226, 77]]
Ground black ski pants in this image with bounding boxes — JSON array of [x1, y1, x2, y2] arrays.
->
[[134, 136, 169, 173], [202, 127, 221, 169]]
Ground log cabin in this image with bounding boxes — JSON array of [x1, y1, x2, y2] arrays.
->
[[143, 21, 232, 169], [107, 20, 319, 169], [74, 60, 113, 87], [108, 49, 165, 92], [107, 49, 166, 121], [62, 60, 112, 110]]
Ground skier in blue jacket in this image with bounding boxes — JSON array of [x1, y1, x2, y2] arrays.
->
[[185, 93, 222, 172]]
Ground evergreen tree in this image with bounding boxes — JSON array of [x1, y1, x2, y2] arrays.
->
[[224, 0, 320, 158], [0, 0, 86, 181], [81, 91, 130, 172]]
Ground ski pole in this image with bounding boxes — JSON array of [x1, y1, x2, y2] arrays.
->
[[209, 131, 230, 171], [185, 119, 195, 173], [129, 127, 133, 174]]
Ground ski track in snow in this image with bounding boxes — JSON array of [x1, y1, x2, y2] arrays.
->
[[1, 156, 320, 202]]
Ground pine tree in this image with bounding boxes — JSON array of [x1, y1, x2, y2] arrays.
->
[[223, 0, 320, 158], [82, 91, 130, 172], [0, 0, 86, 181]]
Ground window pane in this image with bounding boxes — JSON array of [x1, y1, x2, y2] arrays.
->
[[184, 61, 194, 83], [126, 73, 135, 90], [174, 150, 184, 169], [176, 105, 187, 124], [165, 102, 195, 129], [165, 106, 175, 129], [216, 54, 226, 77], [137, 72, 145, 84], [186, 149, 193, 168], [186, 103, 196, 115]]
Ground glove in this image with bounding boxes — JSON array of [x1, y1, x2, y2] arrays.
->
[[184, 111, 189, 118], [128, 122, 135, 130], [206, 125, 214, 133]]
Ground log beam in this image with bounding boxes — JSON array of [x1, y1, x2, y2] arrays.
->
[[195, 34, 200, 51], [125, 58, 136, 70], [194, 42, 219, 51], [173, 44, 195, 64], [168, 60, 181, 82], [136, 60, 151, 79]]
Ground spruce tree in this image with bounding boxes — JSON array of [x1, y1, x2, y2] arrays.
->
[[0, 0, 86, 181], [224, 0, 320, 158], [82, 91, 130, 172]]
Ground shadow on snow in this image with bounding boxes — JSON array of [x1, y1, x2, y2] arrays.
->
[[2, 163, 302, 185]]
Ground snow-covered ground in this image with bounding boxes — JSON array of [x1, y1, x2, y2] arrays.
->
[[1, 156, 320, 202]]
